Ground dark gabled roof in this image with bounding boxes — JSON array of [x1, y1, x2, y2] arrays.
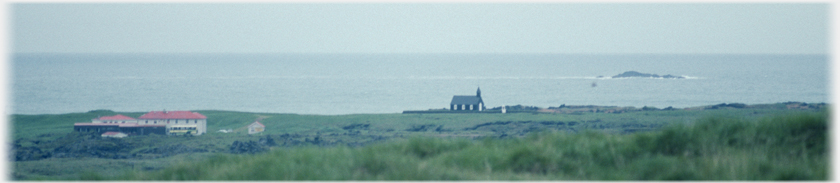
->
[[96, 114, 135, 121], [451, 95, 482, 105]]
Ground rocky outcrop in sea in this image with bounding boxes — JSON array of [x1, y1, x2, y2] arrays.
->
[[612, 71, 685, 79]]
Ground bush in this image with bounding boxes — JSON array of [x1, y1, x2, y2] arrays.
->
[[400, 137, 470, 159], [756, 112, 827, 156]]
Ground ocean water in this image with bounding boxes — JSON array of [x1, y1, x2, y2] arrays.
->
[[10, 53, 828, 115]]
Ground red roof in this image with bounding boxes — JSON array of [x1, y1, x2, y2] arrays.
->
[[139, 111, 207, 119], [74, 123, 165, 127], [250, 121, 265, 127], [96, 114, 135, 120]]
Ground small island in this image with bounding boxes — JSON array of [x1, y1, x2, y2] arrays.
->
[[612, 71, 685, 79]]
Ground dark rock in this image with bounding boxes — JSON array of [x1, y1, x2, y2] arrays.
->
[[406, 124, 438, 132], [434, 125, 450, 132], [342, 124, 370, 130], [642, 106, 659, 111], [727, 103, 748, 108], [259, 136, 277, 146], [661, 74, 685, 79], [49, 133, 134, 159], [138, 144, 208, 157], [310, 136, 321, 143], [706, 103, 749, 109], [14, 146, 50, 161], [229, 140, 267, 154], [612, 71, 685, 79]]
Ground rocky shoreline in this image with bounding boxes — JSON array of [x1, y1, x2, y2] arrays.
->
[[407, 102, 826, 114]]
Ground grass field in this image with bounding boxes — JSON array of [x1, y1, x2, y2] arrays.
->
[[107, 110, 829, 180], [8, 102, 829, 180]]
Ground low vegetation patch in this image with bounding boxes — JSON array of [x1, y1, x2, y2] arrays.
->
[[111, 111, 827, 180]]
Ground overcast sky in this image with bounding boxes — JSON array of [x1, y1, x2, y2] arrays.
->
[[10, 3, 829, 54]]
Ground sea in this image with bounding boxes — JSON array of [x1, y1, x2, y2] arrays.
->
[[10, 53, 829, 115]]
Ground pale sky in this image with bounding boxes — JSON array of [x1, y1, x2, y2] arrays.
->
[[10, 3, 829, 54]]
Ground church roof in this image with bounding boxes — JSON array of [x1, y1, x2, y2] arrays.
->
[[451, 95, 482, 105]]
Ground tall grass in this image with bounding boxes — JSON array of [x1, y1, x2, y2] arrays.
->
[[102, 111, 828, 180]]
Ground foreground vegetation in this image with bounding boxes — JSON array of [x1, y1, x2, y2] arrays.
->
[[9, 102, 828, 180], [103, 110, 826, 180]]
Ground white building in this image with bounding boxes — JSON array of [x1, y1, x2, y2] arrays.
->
[[450, 87, 485, 111], [248, 121, 265, 134], [138, 111, 208, 135]]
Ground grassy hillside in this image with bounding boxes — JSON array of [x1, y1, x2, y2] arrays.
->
[[9, 102, 828, 180], [13, 104, 813, 140], [109, 110, 827, 180]]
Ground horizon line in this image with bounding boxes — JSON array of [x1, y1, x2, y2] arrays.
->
[[9, 52, 829, 56]]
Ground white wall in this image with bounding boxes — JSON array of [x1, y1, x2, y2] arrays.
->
[[137, 118, 206, 135], [198, 119, 207, 135]]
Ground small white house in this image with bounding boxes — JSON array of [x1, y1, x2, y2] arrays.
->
[[248, 121, 265, 134]]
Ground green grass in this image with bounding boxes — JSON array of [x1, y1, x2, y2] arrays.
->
[[105, 110, 827, 180], [12, 152, 219, 180], [9, 104, 827, 180], [10, 106, 802, 140]]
